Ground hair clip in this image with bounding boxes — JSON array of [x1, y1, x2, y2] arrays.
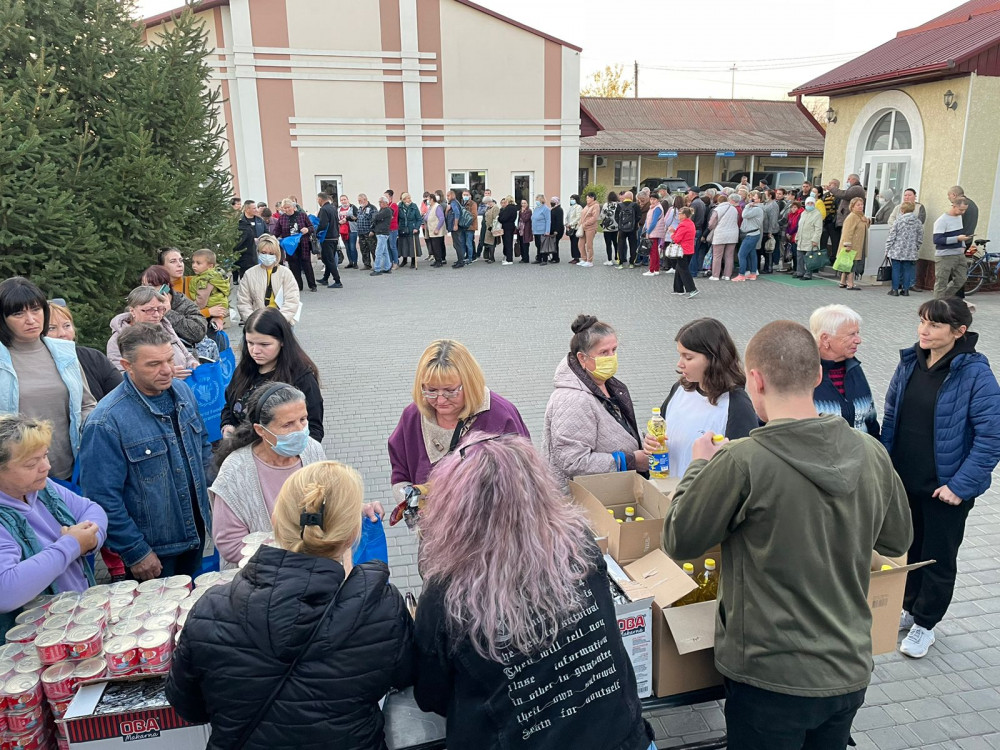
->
[[299, 511, 324, 538]]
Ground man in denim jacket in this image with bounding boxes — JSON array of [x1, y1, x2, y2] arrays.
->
[[80, 324, 214, 580]]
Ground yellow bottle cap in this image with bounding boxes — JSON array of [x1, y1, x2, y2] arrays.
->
[[712, 434, 725, 444], [705, 558, 716, 570], [616, 519, 624, 524], [652, 408, 661, 414], [635, 517, 645, 522], [880, 564, 893, 571], [682, 563, 694, 573], [625, 506, 635, 514], [607, 509, 615, 516]]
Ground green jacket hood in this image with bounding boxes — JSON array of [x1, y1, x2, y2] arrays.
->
[[750, 415, 864, 497]]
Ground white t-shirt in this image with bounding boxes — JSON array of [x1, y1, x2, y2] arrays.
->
[[664, 387, 730, 478]]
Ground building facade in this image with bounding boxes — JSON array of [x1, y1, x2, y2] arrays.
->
[[792, 0, 1000, 279], [143, 0, 582, 206], [579, 98, 825, 194]]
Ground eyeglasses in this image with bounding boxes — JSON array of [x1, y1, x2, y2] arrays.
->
[[421, 385, 463, 401], [459, 432, 520, 460], [137, 306, 167, 316]]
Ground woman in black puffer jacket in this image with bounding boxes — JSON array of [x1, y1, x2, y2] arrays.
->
[[166, 461, 414, 750]]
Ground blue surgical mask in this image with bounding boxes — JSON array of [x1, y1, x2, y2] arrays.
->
[[569, 199, 576, 206], [805, 204, 816, 212], [463, 195, 470, 202], [263, 425, 310, 457], [535, 201, 541, 208], [259, 253, 277, 267]]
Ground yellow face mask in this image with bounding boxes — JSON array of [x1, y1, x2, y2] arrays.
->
[[590, 353, 618, 381]]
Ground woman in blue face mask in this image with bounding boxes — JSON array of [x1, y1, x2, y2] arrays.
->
[[210, 382, 328, 568]]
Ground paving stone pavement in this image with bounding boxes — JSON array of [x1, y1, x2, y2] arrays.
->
[[291, 248, 1000, 749]]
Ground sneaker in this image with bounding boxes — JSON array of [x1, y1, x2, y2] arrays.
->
[[709, 276, 720, 281], [899, 624, 935, 658], [369, 271, 381, 276], [603, 260, 614, 266], [671, 291, 685, 295], [899, 610, 915, 631], [579, 261, 592, 267], [688, 290, 700, 299], [501, 260, 513, 266], [642, 271, 659, 277], [747, 273, 758, 280], [328, 282, 343, 289], [665, 268, 675, 274], [732, 275, 747, 282], [722, 276, 731, 281]]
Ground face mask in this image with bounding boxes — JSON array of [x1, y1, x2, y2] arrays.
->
[[534, 201, 542, 208], [590, 354, 618, 381], [263, 425, 310, 457], [463, 196, 470, 202], [569, 199, 576, 205], [258, 253, 277, 267], [805, 204, 816, 211]]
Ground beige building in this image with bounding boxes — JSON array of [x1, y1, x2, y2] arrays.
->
[[792, 0, 1000, 281], [579, 97, 825, 194], [143, 0, 582, 206]]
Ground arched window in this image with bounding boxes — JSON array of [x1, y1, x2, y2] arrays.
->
[[865, 111, 911, 151]]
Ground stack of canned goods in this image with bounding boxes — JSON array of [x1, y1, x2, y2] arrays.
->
[[236, 532, 275, 570]]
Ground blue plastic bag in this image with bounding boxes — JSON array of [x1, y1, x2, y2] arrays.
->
[[189, 361, 226, 442], [352, 516, 389, 566], [280, 234, 301, 257]]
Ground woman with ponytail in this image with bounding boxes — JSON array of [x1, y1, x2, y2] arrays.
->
[[167, 461, 413, 749], [414, 435, 654, 750]]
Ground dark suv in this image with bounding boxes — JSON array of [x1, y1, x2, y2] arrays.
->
[[639, 177, 690, 194]]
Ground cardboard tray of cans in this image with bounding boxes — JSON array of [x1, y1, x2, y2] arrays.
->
[[0, 567, 240, 750]]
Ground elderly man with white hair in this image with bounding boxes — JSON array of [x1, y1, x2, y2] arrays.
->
[[809, 304, 880, 437], [369, 194, 394, 277]]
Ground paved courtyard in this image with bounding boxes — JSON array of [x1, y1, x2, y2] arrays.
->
[[293, 249, 1000, 749]]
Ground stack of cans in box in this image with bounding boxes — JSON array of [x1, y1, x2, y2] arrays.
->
[[235, 532, 275, 570]]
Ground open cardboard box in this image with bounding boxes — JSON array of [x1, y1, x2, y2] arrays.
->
[[870, 552, 934, 654], [604, 556, 655, 699], [570, 473, 675, 564]]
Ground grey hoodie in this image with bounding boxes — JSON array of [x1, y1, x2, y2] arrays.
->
[[662, 414, 911, 697]]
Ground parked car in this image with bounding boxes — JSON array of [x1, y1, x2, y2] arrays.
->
[[698, 182, 736, 193], [639, 177, 690, 194], [728, 171, 806, 192]]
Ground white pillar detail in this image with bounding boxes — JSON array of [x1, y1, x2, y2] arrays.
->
[[398, 0, 424, 191], [229, 0, 267, 200]]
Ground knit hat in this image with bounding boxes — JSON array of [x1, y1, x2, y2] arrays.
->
[[550, 196, 560, 205], [805, 197, 816, 205]]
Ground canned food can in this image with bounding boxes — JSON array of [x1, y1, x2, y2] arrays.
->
[[241, 531, 273, 546], [56, 735, 71, 750], [133, 592, 162, 608], [20, 594, 55, 612], [239, 543, 261, 560], [73, 657, 107, 683], [0, 709, 7, 731], [136, 580, 164, 595], [3, 624, 38, 644], [65, 626, 102, 660], [142, 615, 176, 634], [46, 598, 79, 616], [109, 595, 134, 610], [193, 572, 220, 589], [163, 575, 191, 591], [71, 608, 107, 629], [40, 662, 77, 701], [176, 611, 188, 629], [32, 631, 67, 666], [108, 620, 144, 638], [104, 636, 139, 674], [48, 696, 74, 721], [147, 602, 180, 619], [7, 724, 50, 750], [13, 609, 47, 627], [143, 658, 172, 675], [14, 655, 42, 675], [108, 580, 139, 597], [4, 673, 42, 711], [0, 642, 27, 662], [217, 569, 239, 583], [6, 701, 44, 733], [38, 614, 72, 633], [159, 589, 189, 604], [137, 630, 172, 668]]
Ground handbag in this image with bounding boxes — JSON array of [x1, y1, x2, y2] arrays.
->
[[804, 249, 826, 273], [541, 234, 555, 254], [876, 255, 892, 283], [232, 580, 345, 748], [832, 248, 857, 273], [665, 242, 684, 259], [764, 236, 775, 253], [575, 225, 584, 238], [491, 219, 503, 238]]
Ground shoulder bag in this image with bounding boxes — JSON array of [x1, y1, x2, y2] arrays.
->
[[232, 581, 345, 748], [665, 242, 684, 259], [876, 254, 892, 283]]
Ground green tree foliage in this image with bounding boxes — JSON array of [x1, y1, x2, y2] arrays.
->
[[0, 0, 234, 346]]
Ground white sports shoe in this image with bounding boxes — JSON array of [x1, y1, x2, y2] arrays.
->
[[722, 276, 731, 281], [899, 624, 935, 658], [501, 261, 513, 266], [665, 268, 675, 273], [709, 276, 720, 281], [899, 610, 914, 631], [603, 260, 614, 266], [642, 270, 659, 277], [579, 261, 592, 267]]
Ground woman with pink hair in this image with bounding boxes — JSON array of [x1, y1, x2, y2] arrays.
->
[[413, 434, 654, 750]]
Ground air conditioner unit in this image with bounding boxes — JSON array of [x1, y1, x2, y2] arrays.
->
[[595, 156, 607, 168]]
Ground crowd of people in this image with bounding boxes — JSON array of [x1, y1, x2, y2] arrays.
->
[[1, 217, 999, 748]]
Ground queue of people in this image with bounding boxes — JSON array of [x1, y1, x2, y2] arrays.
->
[[2, 232, 1000, 749]]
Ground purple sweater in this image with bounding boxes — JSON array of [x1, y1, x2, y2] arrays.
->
[[0, 483, 108, 613], [388, 391, 530, 486]]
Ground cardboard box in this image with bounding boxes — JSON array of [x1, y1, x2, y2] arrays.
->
[[570, 473, 674, 564], [869, 552, 934, 655], [62, 675, 210, 749], [604, 556, 655, 699]]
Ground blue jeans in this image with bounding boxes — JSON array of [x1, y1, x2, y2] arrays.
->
[[450, 230, 465, 264], [389, 229, 399, 264], [689, 229, 703, 276], [374, 234, 391, 272], [463, 229, 475, 261], [345, 231, 358, 265], [892, 259, 916, 291], [738, 234, 760, 275]]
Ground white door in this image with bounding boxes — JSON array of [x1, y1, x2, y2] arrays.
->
[[513, 173, 533, 206], [315, 176, 343, 203], [861, 157, 909, 278]]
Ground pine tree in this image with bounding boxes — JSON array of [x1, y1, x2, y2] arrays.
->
[[0, 0, 234, 347]]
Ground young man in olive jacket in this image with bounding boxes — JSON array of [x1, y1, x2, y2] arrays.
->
[[662, 320, 912, 750]]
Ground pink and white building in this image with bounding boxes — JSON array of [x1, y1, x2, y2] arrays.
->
[[143, 0, 582, 205]]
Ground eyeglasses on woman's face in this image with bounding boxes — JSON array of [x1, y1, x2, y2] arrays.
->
[[136, 305, 167, 317], [421, 384, 463, 401]]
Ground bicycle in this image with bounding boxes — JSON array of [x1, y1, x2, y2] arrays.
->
[[964, 239, 997, 295]]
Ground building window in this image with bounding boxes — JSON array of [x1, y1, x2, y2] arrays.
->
[[865, 111, 911, 151], [614, 160, 638, 186]]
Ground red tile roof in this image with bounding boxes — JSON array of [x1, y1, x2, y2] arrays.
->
[[579, 98, 825, 154], [792, 0, 1000, 96]]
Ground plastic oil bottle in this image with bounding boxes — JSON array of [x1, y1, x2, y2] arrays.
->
[[624, 506, 636, 522], [698, 559, 718, 602], [673, 563, 702, 607], [647, 409, 669, 478]]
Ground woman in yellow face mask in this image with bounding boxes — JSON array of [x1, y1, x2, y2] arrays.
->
[[542, 315, 647, 490]]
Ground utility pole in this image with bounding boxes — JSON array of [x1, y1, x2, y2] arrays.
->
[[634, 60, 638, 98], [730, 64, 736, 99]]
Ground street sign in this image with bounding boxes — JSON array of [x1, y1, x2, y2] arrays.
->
[[657, 151, 678, 158], [770, 151, 788, 158], [716, 151, 735, 157]]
